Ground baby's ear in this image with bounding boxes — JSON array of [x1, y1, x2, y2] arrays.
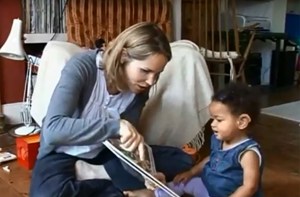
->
[[237, 114, 251, 130]]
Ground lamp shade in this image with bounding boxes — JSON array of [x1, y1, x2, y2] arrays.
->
[[0, 19, 25, 61]]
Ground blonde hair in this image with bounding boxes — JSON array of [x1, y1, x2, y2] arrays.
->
[[103, 22, 172, 91]]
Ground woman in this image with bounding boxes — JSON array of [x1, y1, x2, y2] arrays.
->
[[30, 22, 193, 197]]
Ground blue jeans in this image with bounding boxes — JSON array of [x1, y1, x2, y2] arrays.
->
[[30, 145, 193, 197]]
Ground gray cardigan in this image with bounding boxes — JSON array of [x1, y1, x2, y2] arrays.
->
[[37, 50, 148, 159]]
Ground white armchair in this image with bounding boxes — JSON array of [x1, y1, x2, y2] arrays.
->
[[31, 41, 85, 126], [140, 40, 213, 150]]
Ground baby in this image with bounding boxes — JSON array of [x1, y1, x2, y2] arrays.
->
[[125, 83, 263, 197]]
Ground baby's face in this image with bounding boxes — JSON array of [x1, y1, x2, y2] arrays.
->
[[209, 101, 240, 142]]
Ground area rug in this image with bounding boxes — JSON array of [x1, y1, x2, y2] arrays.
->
[[261, 101, 300, 123]]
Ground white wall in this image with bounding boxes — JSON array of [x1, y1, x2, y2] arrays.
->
[[287, 0, 300, 14], [172, 0, 289, 40], [236, 1, 274, 18], [236, 0, 288, 85], [271, 0, 287, 32], [236, 0, 287, 32]]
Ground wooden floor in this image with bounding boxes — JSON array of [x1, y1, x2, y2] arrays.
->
[[0, 85, 299, 197], [254, 86, 300, 197]]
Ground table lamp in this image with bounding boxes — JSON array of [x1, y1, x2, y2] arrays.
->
[[0, 18, 36, 135]]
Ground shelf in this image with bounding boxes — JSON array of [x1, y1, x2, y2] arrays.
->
[[24, 33, 67, 44]]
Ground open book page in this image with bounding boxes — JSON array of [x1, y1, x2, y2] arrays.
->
[[103, 139, 179, 197]]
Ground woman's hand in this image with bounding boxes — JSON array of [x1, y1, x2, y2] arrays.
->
[[119, 119, 145, 160], [173, 170, 194, 184]]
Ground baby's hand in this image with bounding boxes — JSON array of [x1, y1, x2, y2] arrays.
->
[[173, 170, 194, 184], [124, 189, 155, 197], [144, 172, 166, 190], [153, 172, 166, 184]]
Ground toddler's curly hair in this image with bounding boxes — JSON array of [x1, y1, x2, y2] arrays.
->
[[212, 83, 261, 126]]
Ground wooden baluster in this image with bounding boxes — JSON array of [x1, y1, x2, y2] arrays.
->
[[225, 0, 230, 57], [218, 0, 222, 56], [192, 0, 196, 43], [205, 0, 208, 57], [232, 0, 240, 55], [198, 0, 202, 47], [211, 0, 215, 58]]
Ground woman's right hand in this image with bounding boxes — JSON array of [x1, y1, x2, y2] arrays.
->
[[173, 170, 194, 184], [119, 119, 145, 160]]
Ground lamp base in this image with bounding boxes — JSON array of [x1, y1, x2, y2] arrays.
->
[[15, 125, 36, 136]]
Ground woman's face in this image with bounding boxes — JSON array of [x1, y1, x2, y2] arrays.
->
[[124, 53, 168, 93]]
